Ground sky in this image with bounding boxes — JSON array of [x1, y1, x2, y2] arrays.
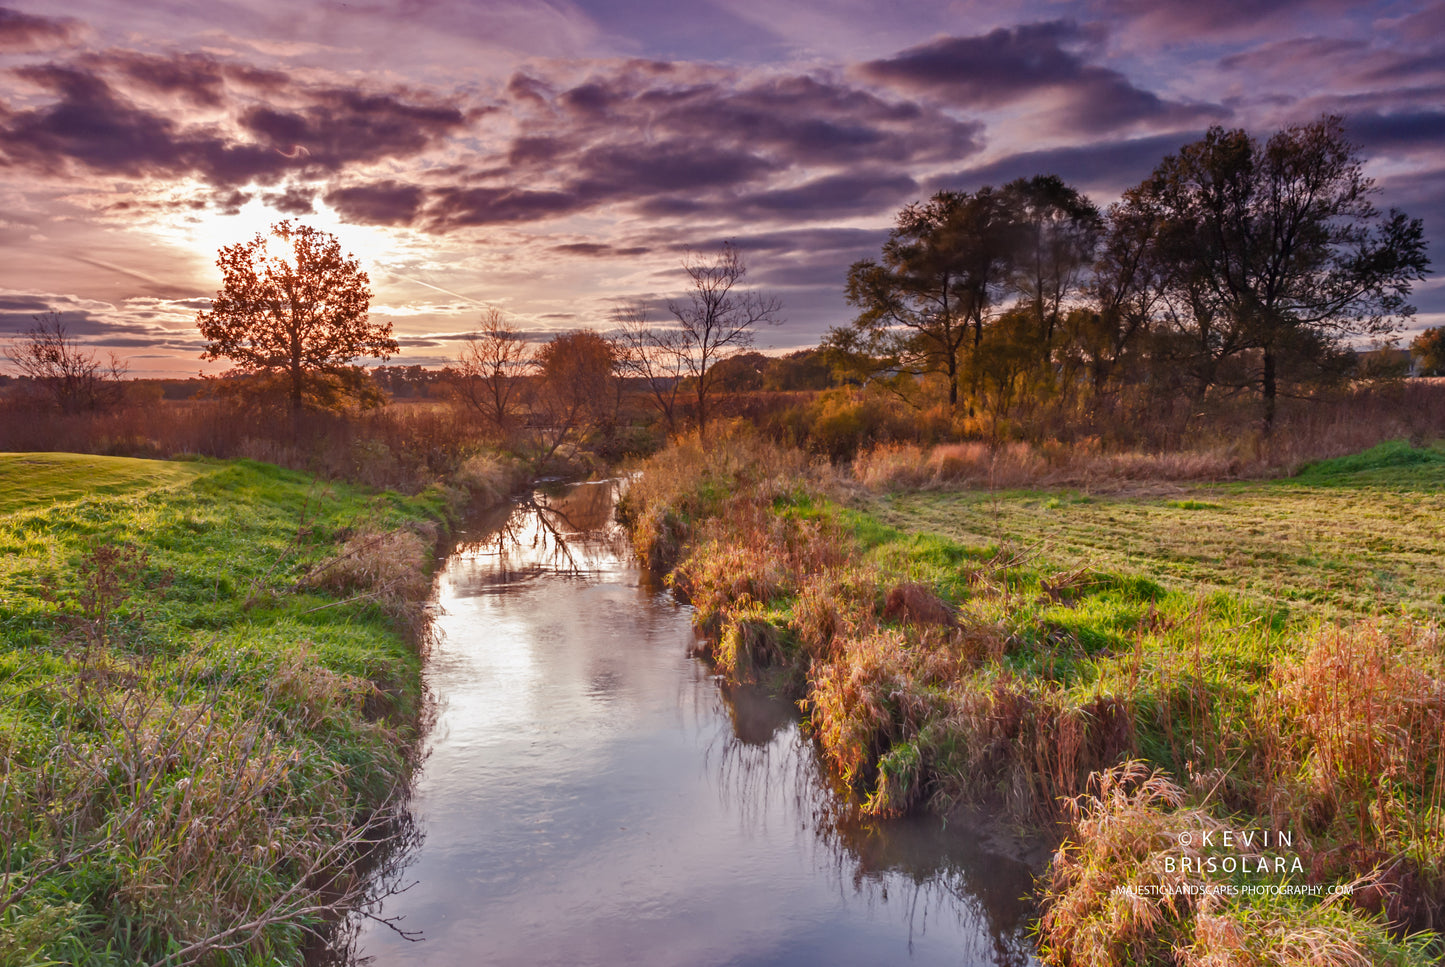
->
[[0, 0, 1441, 377]]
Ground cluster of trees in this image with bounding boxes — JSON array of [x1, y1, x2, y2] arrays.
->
[[187, 224, 782, 453], [833, 116, 1430, 428], [449, 243, 782, 458]]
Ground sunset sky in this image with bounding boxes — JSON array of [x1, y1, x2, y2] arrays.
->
[[0, 0, 1441, 376]]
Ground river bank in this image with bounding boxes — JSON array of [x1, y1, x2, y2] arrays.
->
[[0, 453, 452, 965], [352, 479, 1041, 966], [620, 431, 1445, 965]]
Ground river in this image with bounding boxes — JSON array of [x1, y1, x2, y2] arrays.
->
[[347, 481, 1040, 966]]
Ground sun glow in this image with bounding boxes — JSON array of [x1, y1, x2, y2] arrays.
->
[[154, 189, 405, 282]]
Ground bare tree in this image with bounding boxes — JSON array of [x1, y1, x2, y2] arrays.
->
[[450, 307, 531, 435], [5, 311, 127, 414], [667, 242, 782, 436], [612, 302, 687, 435]]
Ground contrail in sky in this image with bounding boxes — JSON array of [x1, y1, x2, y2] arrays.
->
[[65, 253, 184, 292], [384, 272, 487, 306]]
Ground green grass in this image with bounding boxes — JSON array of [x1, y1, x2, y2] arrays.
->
[[0, 453, 448, 965], [864, 440, 1445, 616], [0, 452, 207, 514]]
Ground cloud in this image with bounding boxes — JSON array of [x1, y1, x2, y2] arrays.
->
[[239, 89, 470, 170], [324, 181, 425, 225], [1094, 0, 1358, 41], [551, 242, 652, 257], [0, 58, 473, 190], [0, 6, 82, 53], [731, 171, 917, 217], [936, 132, 1204, 195], [78, 49, 288, 108], [313, 59, 983, 230], [1346, 109, 1445, 154], [858, 21, 1225, 133]]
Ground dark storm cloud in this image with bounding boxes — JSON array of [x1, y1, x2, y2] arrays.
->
[[0, 43, 974, 230], [1219, 35, 1445, 90], [0, 307, 157, 339], [571, 141, 776, 193], [1, 64, 198, 178], [937, 132, 1205, 194], [0, 57, 471, 188], [424, 185, 584, 230], [724, 227, 891, 255], [752, 259, 853, 289], [1219, 36, 1367, 77], [0, 6, 81, 53], [858, 21, 1225, 133], [0, 295, 52, 312], [263, 184, 317, 215], [562, 67, 982, 167], [860, 22, 1096, 103]]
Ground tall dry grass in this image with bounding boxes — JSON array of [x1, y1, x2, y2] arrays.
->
[[0, 396, 517, 497], [852, 380, 1445, 492], [1037, 762, 1434, 967]]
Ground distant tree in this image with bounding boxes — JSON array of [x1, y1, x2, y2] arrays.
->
[[5, 311, 127, 414], [667, 243, 783, 435], [762, 349, 835, 391], [1136, 116, 1430, 426], [450, 308, 531, 435], [532, 329, 618, 463], [1073, 185, 1176, 394], [709, 351, 768, 392], [1412, 326, 1445, 376], [613, 302, 687, 434], [196, 221, 397, 414], [615, 244, 780, 437]]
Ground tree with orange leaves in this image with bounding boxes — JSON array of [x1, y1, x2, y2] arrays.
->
[[197, 221, 397, 413]]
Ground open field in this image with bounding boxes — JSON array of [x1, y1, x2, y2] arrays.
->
[[863, 439, 1445, 617], [0, 452, 207, 515], [0, 454, 447, 965]]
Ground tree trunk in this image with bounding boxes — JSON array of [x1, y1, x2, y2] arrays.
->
[[696, 380, 708, 442], [1261, 347, 1277, 432]]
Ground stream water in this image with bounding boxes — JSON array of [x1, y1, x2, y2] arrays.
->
[[349, 481, 1040, 966]]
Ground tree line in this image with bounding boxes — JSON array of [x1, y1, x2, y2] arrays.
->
[[4, 114, 1432, 450], [832, 116, 1430, 430]]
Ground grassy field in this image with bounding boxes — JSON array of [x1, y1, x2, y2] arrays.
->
[[0, 453, 207, 515], [624, 434, 1445, 966], [862, 439, 1445, 617], [0, 453, 448, 965]]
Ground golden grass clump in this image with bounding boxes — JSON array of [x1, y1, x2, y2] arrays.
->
[[1265, 624, 1445, 847], [1039, 762, 1226, 966]]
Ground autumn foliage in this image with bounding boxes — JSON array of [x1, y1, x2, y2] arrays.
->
[[197, 221, 398, 413]]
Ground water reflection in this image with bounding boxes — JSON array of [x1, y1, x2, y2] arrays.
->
[[343, 482, 1040, 967], [708, 685, 1037, 967]]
